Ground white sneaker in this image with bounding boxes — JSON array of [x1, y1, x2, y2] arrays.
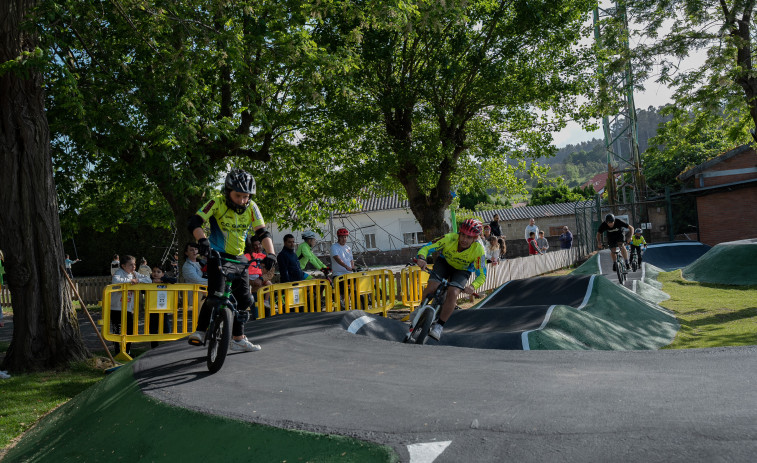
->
[[0, 370, 11, 379], [230, 337, 262, 352], [429, 323, 443, 341], [187, 331, 206, 345]]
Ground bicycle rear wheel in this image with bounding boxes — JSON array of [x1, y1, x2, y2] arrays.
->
[[207, 307, 232, 373], [409, 306, 434, 345]]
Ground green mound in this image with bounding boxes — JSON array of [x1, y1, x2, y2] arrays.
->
[[571, 253, 601, 275], [682, 241, 757, 285], [525, 276, 679, 350], [4, 364, 396, 463]]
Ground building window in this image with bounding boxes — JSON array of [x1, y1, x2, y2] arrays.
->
[[365, 233, 376, 249], [403, 232, 425, 245]]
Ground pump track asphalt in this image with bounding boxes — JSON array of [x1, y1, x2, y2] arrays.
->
[[4, 241, 757, 463]]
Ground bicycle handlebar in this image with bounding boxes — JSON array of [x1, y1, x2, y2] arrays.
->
[[411, 259, 480, 298]]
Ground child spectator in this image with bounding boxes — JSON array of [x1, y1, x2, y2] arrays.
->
[[110, 254, 120, 276], [110, 255, 151, 356], [64, 254, 81, 279], [138, 257, 151, 277], [245, 238, 271, 313], [537, 231, 549, 253], [528, 232, 540, 255], [151, 265, 177, 284], [485, 235, 500, 265], [497, 237, 507, 260]]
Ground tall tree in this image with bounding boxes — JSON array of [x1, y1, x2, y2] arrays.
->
[[41, 0, 366, 249], [316, 0, 596, 236], [623, 1, 757, 142], [1, 0, 89, 371]]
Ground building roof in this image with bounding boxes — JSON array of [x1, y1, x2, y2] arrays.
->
[[677, 144, 754, 181], [337, 193, 582, 221], [581, 171, 621, 194], [478, 201, 583, 222]]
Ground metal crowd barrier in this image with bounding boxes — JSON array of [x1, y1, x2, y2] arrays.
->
[[101, 283, 207, 361], [255, 279, 333, 319], [399, 264, 432, 309], [332, 269, 396, 317]]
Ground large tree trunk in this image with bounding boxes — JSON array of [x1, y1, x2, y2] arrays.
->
[[0, 0, 89, 371]]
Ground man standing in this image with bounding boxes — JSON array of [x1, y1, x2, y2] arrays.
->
[[559, 226, 573, 249], [278, 234, 307, 283], [524, 218, 539, 244], [489, 214, 502, 237], [330, 228, 355, 276]]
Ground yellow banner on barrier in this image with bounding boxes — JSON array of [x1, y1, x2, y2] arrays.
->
[[101, 283, 207, 361]]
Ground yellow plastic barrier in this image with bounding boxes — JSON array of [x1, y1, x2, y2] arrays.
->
[[101, 283, 207, 361], [255, 279, 333, 319], [332, 269, 396, 317], [400, 265, 432, 309]]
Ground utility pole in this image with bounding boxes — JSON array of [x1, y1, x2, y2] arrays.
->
[[593, 1, 646, 205]]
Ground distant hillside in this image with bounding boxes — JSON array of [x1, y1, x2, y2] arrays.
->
[[531, 106, 672, 188]]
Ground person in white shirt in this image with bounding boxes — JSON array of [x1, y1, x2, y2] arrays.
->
[[110, 255, 151, 356], [330, 228, 355, 276], [524, 218, 539, 243]]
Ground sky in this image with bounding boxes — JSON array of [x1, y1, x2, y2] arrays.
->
[[551, 80, 677, 148], [551, 10, 709, 149]]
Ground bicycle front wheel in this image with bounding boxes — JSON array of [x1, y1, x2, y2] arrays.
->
[[207, 307, 232, 374], [410, 306, 434, 345], [616, 260, 623, 284]]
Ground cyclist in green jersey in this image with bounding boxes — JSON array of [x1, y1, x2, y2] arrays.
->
[[296, 230, 327, 278], [415, 218, 487, 341], [186, 169, 277, 352]]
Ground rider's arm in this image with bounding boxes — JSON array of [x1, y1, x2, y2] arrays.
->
[[300, 243, 326, 270], [416, 235, 449, 270], [469, 250, 487, 291], [253, 224, 275, 256]]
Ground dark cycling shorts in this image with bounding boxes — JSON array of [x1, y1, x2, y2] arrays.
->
[[428, 257, 471, 290], [607, 234, 625, 248]]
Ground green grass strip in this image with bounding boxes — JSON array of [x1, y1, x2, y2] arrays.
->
[[4, 363, 397, 463], [0, 359, 103, 450], [659, 270, 757, 349]]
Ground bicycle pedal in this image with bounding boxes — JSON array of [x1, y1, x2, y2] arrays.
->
[[188, 339, 203, 346]]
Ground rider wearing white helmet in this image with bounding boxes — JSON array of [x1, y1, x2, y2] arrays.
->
[[297, 230, 327, 276]]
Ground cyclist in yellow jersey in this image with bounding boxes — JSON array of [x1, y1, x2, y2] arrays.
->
[[415, 218, 486, 341], [630, 228, 647, 265], [186, 169, 277, 352]]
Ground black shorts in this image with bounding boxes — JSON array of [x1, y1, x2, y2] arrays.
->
[[428, 257, 471, 290], [607, 234, 625, 248]]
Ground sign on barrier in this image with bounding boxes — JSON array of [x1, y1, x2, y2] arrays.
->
[[101, 283, 207, 361]]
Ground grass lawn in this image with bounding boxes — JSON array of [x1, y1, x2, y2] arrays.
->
[[658, 270, 757, 349], [0, 342, 104, 453]]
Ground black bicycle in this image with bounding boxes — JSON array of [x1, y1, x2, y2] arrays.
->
[[202, 251, 252, 373], [613, 245, 628, 285], [403, 266, 477, 344]]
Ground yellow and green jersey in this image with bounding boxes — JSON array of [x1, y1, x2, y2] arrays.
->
[[417, 233, 487, 289], [630, 235, 647, 247], [196, 194, 265, 256]]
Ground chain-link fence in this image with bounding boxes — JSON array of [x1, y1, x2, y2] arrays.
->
[[574, 192, 699, 257]]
